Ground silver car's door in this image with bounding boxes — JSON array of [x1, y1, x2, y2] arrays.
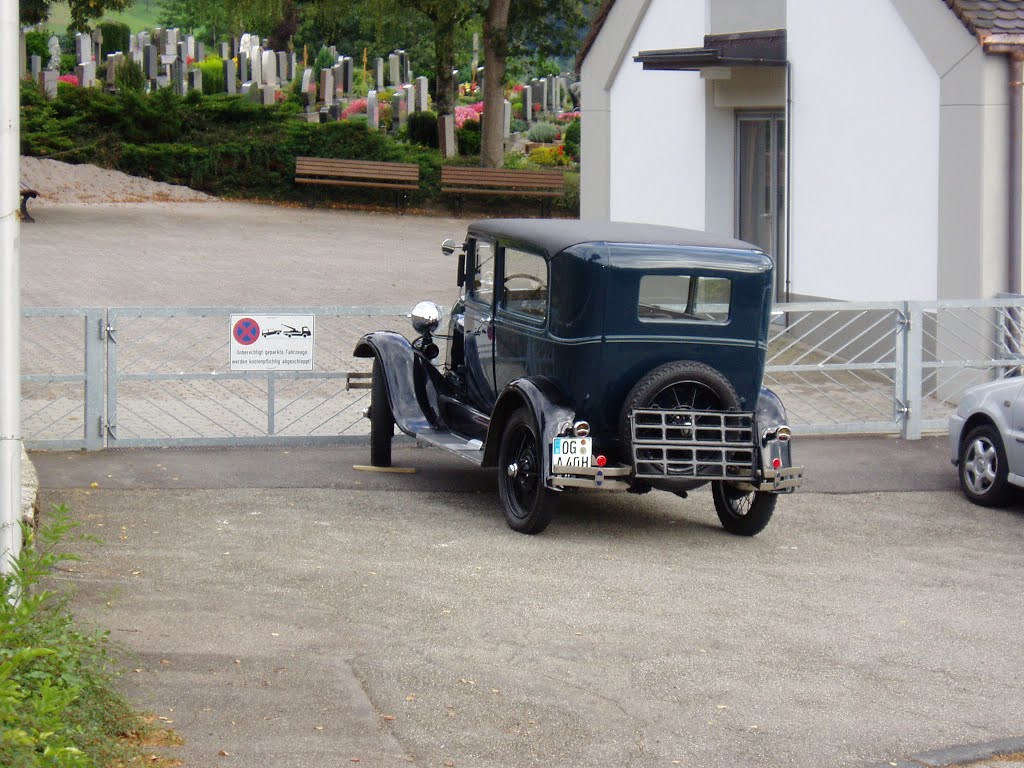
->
[[462, 237, 498, 412]]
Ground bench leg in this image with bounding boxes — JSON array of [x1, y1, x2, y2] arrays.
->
[[19, 196, 34, 224]]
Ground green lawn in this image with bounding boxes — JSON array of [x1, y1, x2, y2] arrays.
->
[[44, 0, 163, 34]]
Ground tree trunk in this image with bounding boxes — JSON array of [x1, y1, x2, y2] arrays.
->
[[480, 0, 511, 168], [433, 17, 457, 116]]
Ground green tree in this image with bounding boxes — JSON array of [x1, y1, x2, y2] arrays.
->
[[68, 0, 134, 33], [20, 0, 52, 26]]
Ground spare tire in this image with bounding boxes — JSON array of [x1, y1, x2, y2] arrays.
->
[[618, 361, 740, 450]]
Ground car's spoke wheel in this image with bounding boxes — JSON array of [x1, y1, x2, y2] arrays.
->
[[712, 481, 776, 536], [498, 408, 553, 534], [369, 357, 394, 467], [959, 424, 1009, 506]]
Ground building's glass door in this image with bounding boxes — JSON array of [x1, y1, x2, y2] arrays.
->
[[737, 112, 786, 299]]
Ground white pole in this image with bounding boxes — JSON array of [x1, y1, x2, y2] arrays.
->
[[0, 3, 24, 576]]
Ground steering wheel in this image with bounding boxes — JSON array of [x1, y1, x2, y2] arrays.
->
[[505, 273, 545, 289]]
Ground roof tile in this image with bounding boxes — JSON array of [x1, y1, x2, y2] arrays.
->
[[946, 0, 1024, 38]]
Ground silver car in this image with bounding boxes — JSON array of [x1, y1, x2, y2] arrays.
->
[[949, 376, 1024, 505]]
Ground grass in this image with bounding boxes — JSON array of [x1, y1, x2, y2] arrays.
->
[[43, 1, 163, 35]]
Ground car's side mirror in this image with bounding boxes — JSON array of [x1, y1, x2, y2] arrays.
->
[[441, 238, 458, 256]]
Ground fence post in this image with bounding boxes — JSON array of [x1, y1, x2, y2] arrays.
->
[[83, 310, 106, 450], [902, 302, 924, 440]]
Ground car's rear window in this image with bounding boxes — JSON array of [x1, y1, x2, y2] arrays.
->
[[638, 275, 731, 322]]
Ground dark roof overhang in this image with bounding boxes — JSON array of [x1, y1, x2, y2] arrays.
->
[[634, 29, 787, 71]]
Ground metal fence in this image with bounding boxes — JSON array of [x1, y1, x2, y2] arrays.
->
[[20, 298, 1024, 449]]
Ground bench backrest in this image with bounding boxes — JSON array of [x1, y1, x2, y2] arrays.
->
[[295, 157, 420, 182], [441, 166, 564, 190]]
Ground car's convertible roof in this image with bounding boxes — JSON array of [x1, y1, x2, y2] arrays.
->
[[467, 218, 760, 256]]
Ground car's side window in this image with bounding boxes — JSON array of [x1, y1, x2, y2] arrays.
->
[[471, 239, 495, 305], [501, 247, 548, 322], [638, 274, 731, 322]]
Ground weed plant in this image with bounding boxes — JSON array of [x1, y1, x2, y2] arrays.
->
[[1, 506, 159, 767]]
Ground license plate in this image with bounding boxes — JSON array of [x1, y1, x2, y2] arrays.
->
[[551, 436, 592, 468]]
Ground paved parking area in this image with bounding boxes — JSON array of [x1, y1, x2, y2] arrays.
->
[[32, 438, 1024, 768]]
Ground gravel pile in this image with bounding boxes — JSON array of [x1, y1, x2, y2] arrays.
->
[[20, 156, 214, 204]]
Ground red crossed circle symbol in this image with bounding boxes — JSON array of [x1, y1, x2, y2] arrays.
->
[[233, 317, 261, 345]]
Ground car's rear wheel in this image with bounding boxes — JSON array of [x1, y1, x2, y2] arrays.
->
[[498, 407, 553, 534], [369, 357, 394, 467], [959, 423, 1009, 506], [712, 482, 776, 536]]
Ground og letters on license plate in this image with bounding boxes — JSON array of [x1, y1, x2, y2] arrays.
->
[[552, 436, 592, 468]]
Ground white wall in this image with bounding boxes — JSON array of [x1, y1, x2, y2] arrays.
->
[[607, 0, 708, 229], [787, 0, 940, 301]]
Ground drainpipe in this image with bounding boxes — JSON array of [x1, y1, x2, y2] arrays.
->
[[1009, 52, 1023, 295]]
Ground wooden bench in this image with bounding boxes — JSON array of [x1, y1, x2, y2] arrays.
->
[[20, 182, 38, 223], [440, 166, 565, 216], [294, 157, 420, 209]]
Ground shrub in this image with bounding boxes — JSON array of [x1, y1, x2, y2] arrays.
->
[[407, 110, 438, 148], [198, 56, 225, 95], [59, 54, 76, 74], [527, 121, 558, 143], [114, 58, 147, 94], [563, 117, 580, 160], [528, 145, 572, 167], [456, 120, 481, 156], [510, 118, 528, 134], [313, 45, 334, 77], [98, 21, 131, 59], [25, 29, 52, 59]]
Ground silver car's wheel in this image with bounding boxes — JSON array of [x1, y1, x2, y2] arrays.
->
[[959, 424, 1009, 507]]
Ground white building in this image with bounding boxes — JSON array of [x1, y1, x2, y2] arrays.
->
[[578, 0, 1024, 301]]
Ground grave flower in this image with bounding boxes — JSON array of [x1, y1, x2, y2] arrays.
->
[[58, 74, 79, 87], [342, 98, 367, 119]]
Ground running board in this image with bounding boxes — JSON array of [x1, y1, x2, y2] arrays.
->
[[416, 428, 485, 466]]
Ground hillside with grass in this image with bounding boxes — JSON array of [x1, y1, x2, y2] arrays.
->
[[43, 0, 162, 34]]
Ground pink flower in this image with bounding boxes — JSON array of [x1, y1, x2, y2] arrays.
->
[[455, 103, 484, 129], [342, 97, 367, 119], [58, 74, 79, 86]]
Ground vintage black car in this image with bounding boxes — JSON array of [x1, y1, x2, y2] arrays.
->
[[354, 219, 802, 535]]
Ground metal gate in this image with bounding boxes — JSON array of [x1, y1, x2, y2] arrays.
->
[[20, 299, 1024, 449]]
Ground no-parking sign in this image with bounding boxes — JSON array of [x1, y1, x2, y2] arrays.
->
[[230, 314, 314, 371]]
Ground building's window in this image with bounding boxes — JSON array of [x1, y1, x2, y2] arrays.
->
[[502, 248, 548, 321], [638, 275, 731, 322]]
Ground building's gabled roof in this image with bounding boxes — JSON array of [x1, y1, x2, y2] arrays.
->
[[945, 0, 1024, 42], [576, 0, 1024, 71]]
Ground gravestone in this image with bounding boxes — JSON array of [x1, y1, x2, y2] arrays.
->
[[250, 46, 262, 85], [300, 68, 316, 109], [388, 53, 400, 86], [540, 79, 549, 114], [155, 74, 169, 89], [75, 32, 91, 64], [92, 27, 102, 63], [328, 103, 342, 121], [163, 28, 177, 57], [523, 86, 533, 123], [30, 56, 41, 82], [40, 69, 58, 100], [531, 80, 543, 114], [367, 90, 379, 130], [238, 51, 249, 82], [143, 44, 157, 77], [397, 50, 407, 82], [477, 67, 485, 98], [47, 36, 61, 71], [172, 59, 185, 94], [289, 52, 297, 82], [19, 30, 26, 77], [177, 41, 188, 64], [320, 69, 334, 105], [375, 58, 384, 90], [504, 99, 511, 138], [196, 42, 205, 62], [439, 114, 456, 158], [262, 49, 277, 87], [223, 59, 237, 94], [391, 92, 403, 132], [341, 57, 354, 95], [331, 63, 344, 100], [188, 69, 202, 92], [185, 34, 195, 60], [261, 85, 276, 106], [276, 52, 288, 84], [416, 76, 429, 111], [403, 83, 414, 116], [248, 81, 262, 102], [76, 60, 96, 87], [220, 42, 230, 60], [452, 69, 459, 105], [106, 53, 123, 86]]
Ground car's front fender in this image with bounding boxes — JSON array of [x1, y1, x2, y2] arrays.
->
[[354, 331, 448, 437]]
